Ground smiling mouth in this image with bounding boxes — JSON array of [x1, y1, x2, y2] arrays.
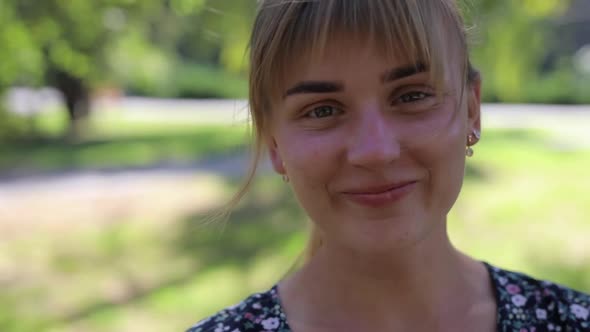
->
[[342, 181, 417, 207]]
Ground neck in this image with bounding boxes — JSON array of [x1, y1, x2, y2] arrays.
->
[[310, 229, 464, 311], [279, 226, 489, 330]]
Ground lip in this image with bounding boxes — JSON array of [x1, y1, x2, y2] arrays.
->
[[341, 181, 417, 207]]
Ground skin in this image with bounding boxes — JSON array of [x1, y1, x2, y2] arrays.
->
[[266, 37, 496, 331]]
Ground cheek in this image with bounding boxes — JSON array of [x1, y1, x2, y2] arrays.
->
[[279, 130, 343, 188], [417, 107, 468, 208], [418, 133, 465, 182], [433, 99, 469, 166], [439, 141, 467, 209], [276, 129, 349, 226]]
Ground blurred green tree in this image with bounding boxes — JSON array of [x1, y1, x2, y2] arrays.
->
[[0, 0, 212, 135], [0, 0, 174, 134], [108, 0, 256, 99], [0, 0, 256, 136], [465, 0, 589, 103]]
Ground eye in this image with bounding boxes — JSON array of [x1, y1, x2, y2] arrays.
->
[[305, 105, 341, 119], [398, 91, 433, 103], [390, 87, 439, 114]]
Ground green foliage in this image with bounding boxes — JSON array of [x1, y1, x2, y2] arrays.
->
[[107, 28, 176, 97], [171, 63, 248, 99], [4, 1, 129, 85], [195, 0, 255, 74], [466, 0, 590, 103], [0, 2, 45, 87], [0, 107, 29, 140], [521, 67, 590, 104], [0, 0, 254, 102]]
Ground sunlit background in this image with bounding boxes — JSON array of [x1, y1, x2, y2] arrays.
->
[[0, 0, 589, 331]]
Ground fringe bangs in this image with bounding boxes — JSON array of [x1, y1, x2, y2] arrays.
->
[[251, 0, 469, 114]]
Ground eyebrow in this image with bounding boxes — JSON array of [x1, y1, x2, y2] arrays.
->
[[283, 81, 344, 98], [283, 62, 428, 99], [381, 62, 428, 83]]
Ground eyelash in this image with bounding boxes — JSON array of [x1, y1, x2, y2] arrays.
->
[[393, 90, 435, 105]]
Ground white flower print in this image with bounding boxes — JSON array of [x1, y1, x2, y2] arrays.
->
[[571, 304, 589, 320], [536, 308, 547, 320], [498, 276, 508, 285], [511, 294, 527, 307], [261, 317, 280, 330], [252, 302, 262, 309]]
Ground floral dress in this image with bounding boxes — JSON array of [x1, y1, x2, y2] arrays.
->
[[186, 263, 590, 332]]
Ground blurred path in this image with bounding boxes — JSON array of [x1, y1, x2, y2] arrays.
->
[[95, 97, 251, 125], [481, 104, 590, 131], [0, 151, 273, 227]]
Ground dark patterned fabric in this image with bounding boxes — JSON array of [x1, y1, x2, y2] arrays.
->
[[187, 263, 590, 332]]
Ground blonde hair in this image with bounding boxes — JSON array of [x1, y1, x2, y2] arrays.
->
[[223, 0, 479, 261]]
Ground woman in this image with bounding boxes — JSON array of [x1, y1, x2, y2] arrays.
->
[[188, 0, 590, 331]]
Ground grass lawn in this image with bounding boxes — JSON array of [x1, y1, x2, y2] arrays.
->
[[0, 124, 589, 332]]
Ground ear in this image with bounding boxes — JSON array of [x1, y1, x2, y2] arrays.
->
[[467, 78, 482, 140], [267, 136, 286, 175]]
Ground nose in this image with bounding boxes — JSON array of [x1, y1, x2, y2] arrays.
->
[[346, 103, 401, 169]]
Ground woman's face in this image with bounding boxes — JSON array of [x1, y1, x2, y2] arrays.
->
[[267, 37, 481, 254]]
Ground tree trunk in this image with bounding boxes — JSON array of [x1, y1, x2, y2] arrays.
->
[[52, 70, 91, 140]]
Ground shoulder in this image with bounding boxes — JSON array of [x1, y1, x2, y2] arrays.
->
[[185, 285, 288, 332], [486, 263, 590, 330]]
